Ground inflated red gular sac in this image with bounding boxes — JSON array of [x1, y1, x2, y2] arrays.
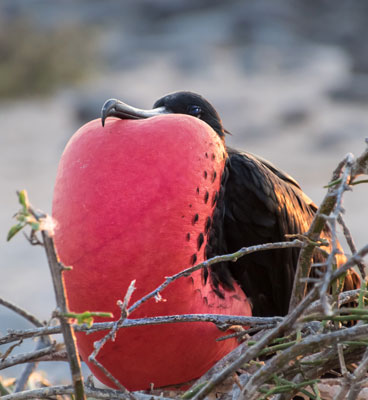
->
[[52, 93, 252, 390]]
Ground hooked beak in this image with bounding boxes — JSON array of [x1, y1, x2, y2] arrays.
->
[[101, 98, 168, 127]]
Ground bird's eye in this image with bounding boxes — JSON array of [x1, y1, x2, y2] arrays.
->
[[187, 105, 202, 118]]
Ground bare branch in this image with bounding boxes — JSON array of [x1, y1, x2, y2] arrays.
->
[[88, 281, 136, 398], [331, 245, 368, 282], [18, 197, 87, 400], [191, 287, 319, 400], [0, 298, 44, 328], [14, 337, 51, 392], [338, 214, 367, 279], [345, 348, 368, 400], [289, 141, 368, 312], [128, 239, 303, 315], [240, 323, 368, 400], [289, 153, 353, 312], [0, 314, 282, 346], [351, 139, 368, 177], [0, 384, 170, 400], [0, 343, 58, 370]]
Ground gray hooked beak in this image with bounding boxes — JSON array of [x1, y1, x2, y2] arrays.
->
[[101, 98, 168, 127]]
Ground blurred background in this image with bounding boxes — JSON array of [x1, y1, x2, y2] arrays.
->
[[1, 0, 368, 385]]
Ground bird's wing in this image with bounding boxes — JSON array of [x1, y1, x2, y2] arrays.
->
[[209, 148, 320, 317]]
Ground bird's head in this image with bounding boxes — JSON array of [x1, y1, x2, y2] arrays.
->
[[101, 91, 227, 138]]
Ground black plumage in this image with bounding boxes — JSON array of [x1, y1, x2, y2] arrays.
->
[[101, 91, 359, 317]]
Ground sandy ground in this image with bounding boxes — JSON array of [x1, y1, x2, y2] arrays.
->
[[1, 46, 368, 382]]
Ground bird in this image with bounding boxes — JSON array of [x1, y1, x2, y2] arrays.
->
[[52, 91, 359, 390], [101, 91, 359, 317]]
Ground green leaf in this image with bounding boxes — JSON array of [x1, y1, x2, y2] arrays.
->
[[18, 190, 29, 211], [7, 223, 25, 241], [63, 311, 113, 327]]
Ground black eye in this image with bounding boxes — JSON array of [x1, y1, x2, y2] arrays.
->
[[187, 105, 202, 118]]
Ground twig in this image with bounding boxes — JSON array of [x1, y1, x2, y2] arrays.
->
[[88, 281, 136, 398], [14, 337, 51, 392], [289, 153, 352, 313], [0, 343, 58, 370], [338, 214, 367, 279], [0, 384, 171, 400], [240, 323, 368, 400], [0, 298, 43, 328], [321, 154, 354, 316], [25, 198, 86, 400], [0, 294, 51, 391], [0, 326, 59, 346], [344, 348, 368, 400], [185, 329, 267, 397], [0, 314, 282, 346], [13, 348, 68, 364], [338, 289, 368, 307], [191, 287, 319, 400], [331, 245, 368, 283], [289, 142, 368, 312], [276, 345, 368, 400], [337, 343, 349, 377], [351, 138, 368, 177], [128, 239, 303, 315]]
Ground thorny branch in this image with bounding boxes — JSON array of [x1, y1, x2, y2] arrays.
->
[[2, 140, 368, 400]]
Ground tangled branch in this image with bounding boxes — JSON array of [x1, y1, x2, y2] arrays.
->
[[2, 140, 368, 399]]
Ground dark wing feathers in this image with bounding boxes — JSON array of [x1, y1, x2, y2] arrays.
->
[[209, 149, 320, 316], [208, 148, 360, 316]]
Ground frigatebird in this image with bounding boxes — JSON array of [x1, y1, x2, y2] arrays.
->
[[101, 91, 359, 317]]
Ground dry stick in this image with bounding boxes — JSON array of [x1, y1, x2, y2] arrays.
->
[[320, 153, 354, 316], [351, 138, 368, 177], [190, 328, 268, 390], [304, 289, 366, 316], [0, 281, 52, 392], [28, 206, 86, 400], [345, 348, 368, 400], [322, 343, 352, 400], [0, 288, 362, 347], [338, 289, 368, 307], [330, 245, 368, 283], [128, 239, 303, 315], [19, 349, 68, 364], [0, 314, 282, 346], [239, 323, 368, 400], [289, 153, 352, 313], [191, 287, 319, 400], [0, 385, 170, 400], [0, 344, 57, 370], [338, 214, 367, 279], [0, 298, 43, 328], [88, 280, 136, 399], [239, 245, 368, 400], [0, 325, 59, 346], [274, 340, 367, 400], [289, 142, 368, 313], [14, 338, 51, 392], [85, 313, 281, 334]]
